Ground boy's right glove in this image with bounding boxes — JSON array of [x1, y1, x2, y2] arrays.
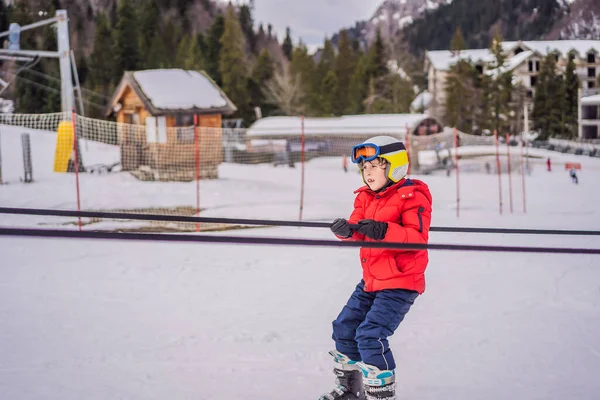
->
[[330, 218, 353, 238], [356, 219, 388, 240]]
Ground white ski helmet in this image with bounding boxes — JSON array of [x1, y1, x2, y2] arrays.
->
[[351, 135, 409, 182]]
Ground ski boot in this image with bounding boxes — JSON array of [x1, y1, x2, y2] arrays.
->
[[356, 362, 395, 400], [319, 350, 365, 400]]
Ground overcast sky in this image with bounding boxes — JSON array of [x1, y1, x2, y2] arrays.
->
[[225, 0, 383, 50]]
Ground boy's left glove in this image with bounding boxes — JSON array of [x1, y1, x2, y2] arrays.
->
[[356, 219, 388, 240]]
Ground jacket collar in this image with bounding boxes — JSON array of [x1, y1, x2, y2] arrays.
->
[[354, 178, 412, 197]]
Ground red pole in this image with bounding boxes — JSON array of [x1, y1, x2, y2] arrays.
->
[[494, 129, 503, 215], [405, 123, 411, 175], [194, 114, 200, 232], [299, 115, 306, 221], [520, 136, 527, 214], [454, 127, 460, 218], [71, 108, 82, 231], [505, 133, 513, 214]]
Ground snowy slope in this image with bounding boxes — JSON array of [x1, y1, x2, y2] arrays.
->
[[1, 123, 600, 399]]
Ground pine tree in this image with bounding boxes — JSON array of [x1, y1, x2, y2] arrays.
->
[[290, 43, 316, 114], [563, 54, 580, 138], [146, 33, 169, 69], [282, 27, 293, 61], [220, 6, 250, 121], [313, 38, 335, 112], [450, 27, 466, 52], [250, 49, 275, 117], [138, 0, 160, 68], [366, 28, 388, 84], [533, 53, 564, 139], [11, 0, 40, 113], [175, 35, 191, 68], [206, 14, 225, 85], [185, 35, 204, 71], [320, 70, 338, 116], [238, 4, 256, 52], [488, 29, 512, 134], [113, 0, 140, 79], [161, 19, 182, 62], [347, 54, 369, 114], [444, 60, 476, 131], [333, 30, 356, 115]]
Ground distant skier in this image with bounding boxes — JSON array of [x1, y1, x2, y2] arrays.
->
[[343, 155, 348, 173], [569, 167, 579, 184], [323, 136, 432, 400], [547, 157, 552, 172]]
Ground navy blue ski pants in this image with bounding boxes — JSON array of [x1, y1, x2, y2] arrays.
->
[[332, 280, 419, 371]]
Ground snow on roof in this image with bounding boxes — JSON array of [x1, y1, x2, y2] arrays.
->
[[512, 40, 600, 57], [428, 40, 600, 71], [426, 48, 494, 71], [132, 69, 234, 112], [246, 114, 437, 137], [486, 50, 534, 77], [582, 94, 600, 105], [410, 91, 432, 111]]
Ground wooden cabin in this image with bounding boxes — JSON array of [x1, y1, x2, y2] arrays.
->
[[107, 69, 237, 180]]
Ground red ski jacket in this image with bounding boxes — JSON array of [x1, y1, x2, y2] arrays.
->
[[339, 179, 432, 294]]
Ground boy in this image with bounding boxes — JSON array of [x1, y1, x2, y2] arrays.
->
[[320, 136, 432, 400]]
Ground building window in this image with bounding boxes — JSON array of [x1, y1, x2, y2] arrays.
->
[[175, 114, 194, 127], [588, 67, 596, 77], [535, 61, 540, 71], [588, 53, 596, 63], [528, 61, 533, 72], [475, 64, 483, 74], [530, 76, 537, 87], [514, 47, 523, 55], [554, 54, 559, 62], [589, 81, 596, 89], [526, 90, 533, 98]]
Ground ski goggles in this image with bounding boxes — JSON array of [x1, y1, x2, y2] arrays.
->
[[351, 142, 406, 163]]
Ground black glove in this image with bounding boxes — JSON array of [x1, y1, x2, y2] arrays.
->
[[330, 218, 353, 238], [356, 219, 388, 240]]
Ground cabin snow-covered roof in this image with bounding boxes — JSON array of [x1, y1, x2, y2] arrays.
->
[[246, 114, 441, 137], [108, 69, 237, 116]]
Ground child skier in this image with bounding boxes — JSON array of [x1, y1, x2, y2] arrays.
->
[[321, 136, 432, 400]]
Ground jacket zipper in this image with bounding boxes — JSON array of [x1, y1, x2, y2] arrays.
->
[[417, 207, 424, 233]]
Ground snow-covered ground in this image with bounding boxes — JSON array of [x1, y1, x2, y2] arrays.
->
[[1, 125, 600, 399]]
